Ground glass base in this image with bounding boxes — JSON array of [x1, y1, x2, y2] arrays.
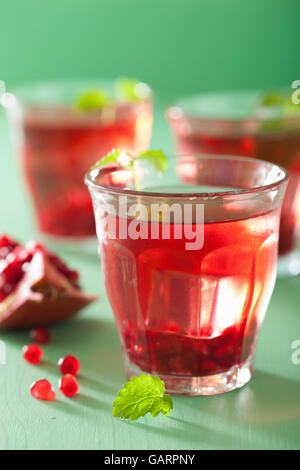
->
[[125, 354, 255, 396], [39, 233, 98, 257], [278, 251, 300, 278]]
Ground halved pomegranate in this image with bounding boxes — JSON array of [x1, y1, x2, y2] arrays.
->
[[0, 235, 97, 329]]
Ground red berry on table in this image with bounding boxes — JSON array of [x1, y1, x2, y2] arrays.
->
[[58, 355, 80, 376], [59, 374, 79, 397], [23, 344, 44, 364], [29, 327, 51, 345], [30, 380, 56, 401]]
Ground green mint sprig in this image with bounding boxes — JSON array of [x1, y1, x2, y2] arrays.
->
[[115, 78, 151, 102], [138, 150, 168, 173], [259, 91, 288, 107], [257, 90, 299, 132], [91, 148, 167, 190], [75, 78, 151, 111], [113, 374, 173, 421], [92, 149, 122, 169], [75, 89, 111, 111]]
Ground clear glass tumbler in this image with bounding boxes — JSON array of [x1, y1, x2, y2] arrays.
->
[[5, 80, 153, 247], [86, 154, 288, 395], [166, 90, 300, 276]]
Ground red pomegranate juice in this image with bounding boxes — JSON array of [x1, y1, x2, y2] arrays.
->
[[101, 208, 278, 378], [21, 105, 152, 239], [173, 132, 300, 256]]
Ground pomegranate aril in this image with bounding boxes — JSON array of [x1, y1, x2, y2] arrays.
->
[[25, 241, 45, 253], [30, 380, 56, 401], [23, 344, 44, 364], [214, 343, 234, 359], [59, 374, 79, 397], [30, 327, 51, 345], [48, 253, 80, 288], [0, 235, 14, 248], [58, 355, 80, 376], [6, 247, 33, 266], [0, 234, 95, 329], [0, 246, 33, 302], [201, 359, 218, 373], [0, 236, 19, 260], [2, 262, 23, 284], [166, 321, 180, 334]]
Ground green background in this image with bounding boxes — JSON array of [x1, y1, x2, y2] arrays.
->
[[0, 0, 300, 451], [1, 0, 300, 100]]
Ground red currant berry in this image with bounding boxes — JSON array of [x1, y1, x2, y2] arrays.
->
[[59, 374, 79, 397], [30, 380, 56, 401], [29, 327, 51, 344], [58, 355, 80, 376], [23, 344, 44, 364]]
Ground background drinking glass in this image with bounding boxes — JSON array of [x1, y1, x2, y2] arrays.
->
[[5, 80, 153, 245], [166, 90, 300, 276], [86, 154, 288, 396]]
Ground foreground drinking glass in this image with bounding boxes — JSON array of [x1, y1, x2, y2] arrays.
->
[[5, 80, 153, 246], [86, 155, 288, 395], [166, 90, 300, 276]]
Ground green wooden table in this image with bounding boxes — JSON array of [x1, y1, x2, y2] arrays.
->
[[0, 107, 299, 450]]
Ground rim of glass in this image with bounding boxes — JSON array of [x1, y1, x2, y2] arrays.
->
[[85, 154, 289, 199], [7, 78, 153, 108], [166, 89, 300, 124]]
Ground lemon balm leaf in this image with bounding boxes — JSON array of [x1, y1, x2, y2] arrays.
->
[[112, 374, 173, 421], [91, 149, 121, 169], [115, 78, 151, 102], [91, 149, 167, 174], [256, 90, 300, 132], [260, 91, 288, 107], [161, 394, 173, 416], [91, 148, 167, 191], [137, 150, 168, 173], [115, 78, 138, 101], [258, 90, 299, 118], [75, 90, 111, 111]]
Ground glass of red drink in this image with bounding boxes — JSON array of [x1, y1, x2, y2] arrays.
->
[[5, 80, 153, 247], [166, 90, 300, 276], [85, 154, 287, 395]]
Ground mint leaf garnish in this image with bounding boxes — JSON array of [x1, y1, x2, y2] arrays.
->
[[260, 91, 288, 107], [257, 90, 299, 132], [91, 149, 121, 169], [91, 148, 167, 191], [75, 90, 110, 111], [75, 79, 150, 109], [113, 374, 173, 421], [115, 78, 151, 102], [138, 150, 168, 173], [91, 148, 167, 173]]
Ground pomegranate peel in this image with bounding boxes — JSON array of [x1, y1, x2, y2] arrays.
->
[[0, 237, 97, 329]]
